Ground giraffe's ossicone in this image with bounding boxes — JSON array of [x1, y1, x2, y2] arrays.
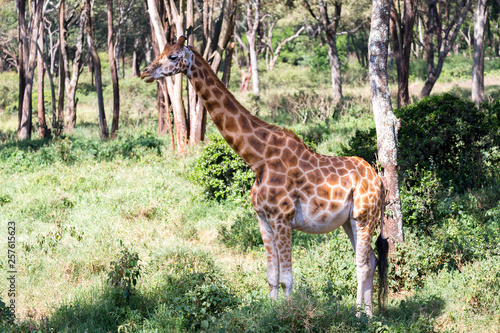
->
[[141, 36, 389, 317]]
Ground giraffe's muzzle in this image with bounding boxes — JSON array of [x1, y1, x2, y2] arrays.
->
[[140, 68, 155, 83]]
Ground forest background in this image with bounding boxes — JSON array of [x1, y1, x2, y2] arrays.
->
[[0, 0, 500, 332]]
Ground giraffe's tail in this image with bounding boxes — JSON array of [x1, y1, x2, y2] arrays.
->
[[376, 186, 389, 315]]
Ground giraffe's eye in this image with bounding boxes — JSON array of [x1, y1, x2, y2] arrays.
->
[[168, 55, 178, 61]]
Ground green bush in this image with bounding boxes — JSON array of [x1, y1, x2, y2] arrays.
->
[[339, 127, 377, 165], [396, 93, 496, 191], [150, 247, 239, 330], [294, 232, 357, 299], [341, 94, 499, 192], [190, 133, 254, 202], [108, 242, 141, 301], [390, 232, 447, 292], [400, 168, 444, 233]]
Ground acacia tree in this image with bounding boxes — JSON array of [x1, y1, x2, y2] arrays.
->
[[65, 1, 86, 131], [369, 0, 403, 249], [37, 15, 51, 138], [108, 0, 120, 138], [304, 0, 343, 109], [472, 0, 489, 106], [263, 19, 305, 71], [390, 0, 417, 108], [57, 0, 66, 134], [421, 0, 472, 97], [18, 0, 44, 140], [86, 0, 108, 139]]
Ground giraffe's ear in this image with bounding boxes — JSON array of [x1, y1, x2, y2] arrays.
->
[[176, 36, 187, 47], [160, 43, 171, 56]]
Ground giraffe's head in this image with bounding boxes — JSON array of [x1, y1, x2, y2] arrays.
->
[[140, 36, 192, 83]]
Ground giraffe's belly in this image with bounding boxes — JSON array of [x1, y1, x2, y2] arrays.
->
[[291, 200, 352, 234]]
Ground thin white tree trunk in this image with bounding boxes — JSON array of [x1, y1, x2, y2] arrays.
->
[[472, 0, 489, 106], [247, 0, 260, 96], [369, 0, 403, 248], [65, 6, 86, 131]]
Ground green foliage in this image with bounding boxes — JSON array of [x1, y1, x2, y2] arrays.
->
[[108, 241, 141, 301], [307, 43, 330, 74], [216, 290, 373, 333], [339, 127, 377, 164], [390, 232, 447, 292], [342, 94, 499, 192], [219, 210, 263, 250], [0, 296, 13, 327], [400, 168, 444, 232], [0, 72, 18, 113], [460, 258, 500, 315], [294, 231, 357, 299], [396, 93, 497, 191], [0, 128, 164, 172], [190, 133, 254, 202], [149, 247, 239, 330]]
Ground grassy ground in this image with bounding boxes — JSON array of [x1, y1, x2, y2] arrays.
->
[[0, 57, 499, 332]]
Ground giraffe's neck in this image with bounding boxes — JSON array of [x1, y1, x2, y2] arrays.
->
[[185, 47, 293, 171]]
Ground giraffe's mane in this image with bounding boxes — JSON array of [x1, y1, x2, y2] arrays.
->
[[187, 46, 308, 148], [246, 114, 305, 144]]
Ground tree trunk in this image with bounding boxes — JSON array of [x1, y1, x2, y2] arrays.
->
[[37, 22, 50, 138], [65, 6, 85, 132], [222, 41, 236, 86], [247, 0, 260, 96], [56, 0, 66, 135], [108, 0, 120, 138], [421, 0, 472, 97], [18, 0, 43, 140], [36, 34, 57, 132], [132, 38, 140, 77], [187, 0, 198, 144], [472, 0, 489, 106], [17, 0, 26, 134], [146, 0, 187, 153], [167, 0, 188, 153], [267, 26, 304, 71], [369, 0, 403, 249], [390, 0, 416, 108], [86, 0, 108, 140], [321, 0, 343, 109]]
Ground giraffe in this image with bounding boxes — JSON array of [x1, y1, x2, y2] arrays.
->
[[141, 36, 389, 316]]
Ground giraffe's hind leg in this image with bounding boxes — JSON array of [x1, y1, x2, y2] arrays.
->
[[344, 216, 377, 317]]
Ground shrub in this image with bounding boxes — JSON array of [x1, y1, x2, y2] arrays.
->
[[190, 133, 254, 202], [390, 232, 447, 292], [339, 127, 377, 165], [150, 247, 239, 330], [395, 93, 495, 191], [462, 258, 500, 315], [108, 241, 141, 301], [400, 168, 444, 233], [341, 94, 499, 192]]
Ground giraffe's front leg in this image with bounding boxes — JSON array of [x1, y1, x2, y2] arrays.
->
[[258, 216, 280, 299], [276, 222, 293, 296]]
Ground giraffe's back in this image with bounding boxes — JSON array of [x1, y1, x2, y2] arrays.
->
[[250, 150, 383, 235]]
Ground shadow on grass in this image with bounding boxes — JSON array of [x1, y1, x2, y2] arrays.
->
[[6, 283, 447, 333], [384, 293, 446, 332], [0, 136, 53, 152]]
